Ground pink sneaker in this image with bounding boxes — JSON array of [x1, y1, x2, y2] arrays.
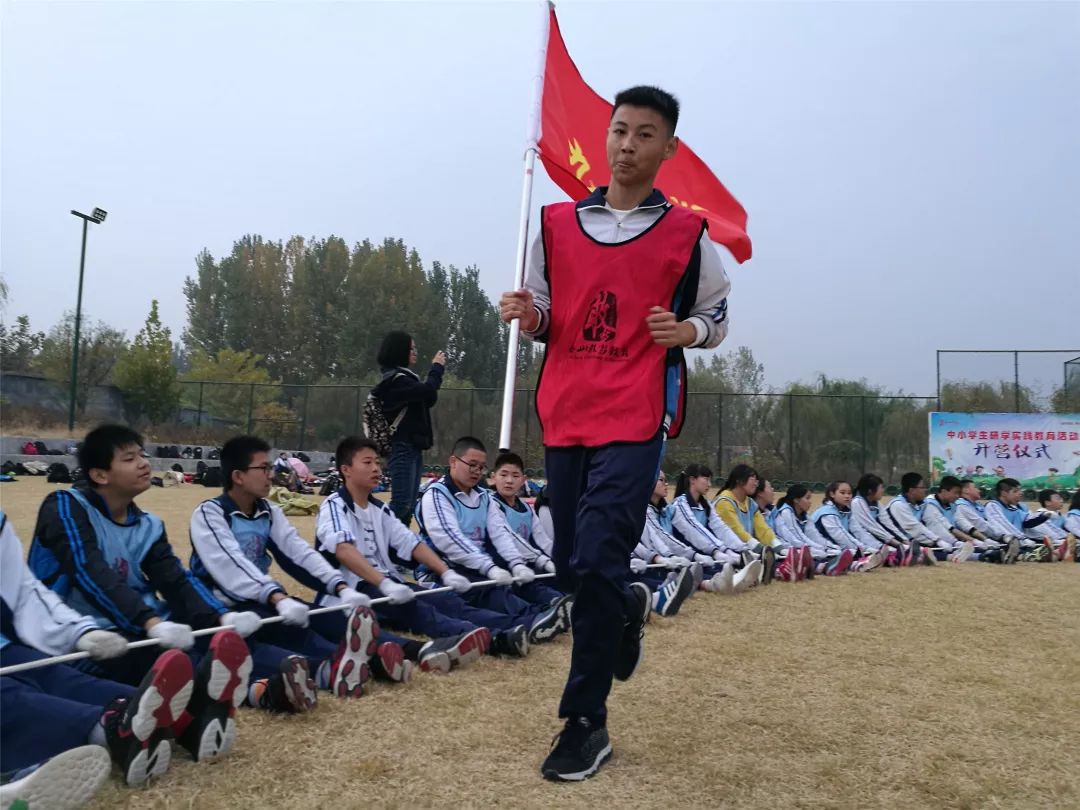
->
[[825, 549, 855, 576]]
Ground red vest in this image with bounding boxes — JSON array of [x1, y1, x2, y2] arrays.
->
[[536, 202, 705, 448]]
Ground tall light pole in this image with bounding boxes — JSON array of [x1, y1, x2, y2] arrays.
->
[[68, 207, 107, 431]]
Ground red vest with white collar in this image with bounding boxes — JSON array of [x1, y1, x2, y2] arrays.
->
[[536, 201, 704, 448]]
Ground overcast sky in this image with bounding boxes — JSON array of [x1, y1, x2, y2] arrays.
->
[[2, 0, 1077, 395]]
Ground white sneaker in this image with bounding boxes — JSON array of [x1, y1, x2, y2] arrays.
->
[[949, 541, 975, 563], [0, 746, 111, 810], [860, 548, 885, 572], [733, 560, 763, 592]]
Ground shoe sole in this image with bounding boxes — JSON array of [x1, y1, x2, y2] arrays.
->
[[630, 582, 652, 626], [529, 605, 566, 644], [126, 649, 194, 743], [760, 546, 776, 585], [733, 560, 762, 592], [1003, 539, 1020, 564], [951, 543, 975, 563], [419, 650, 452, 674], [542, 743, 613, 782], [182, 630, 251, 762], [124, 736, 172, 787], [377, 642, 411, 683], [861, 550, 884, 572], [281, 656, 317, 713], [0, 745, 112, 810], [447, 627, 492, 668], [331, 606, 377, 698]]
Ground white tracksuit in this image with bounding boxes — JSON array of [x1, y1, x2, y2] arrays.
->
[[850, 496, 894, 551], [773, 505, 812, 550], [670, 495, 743, 563], [882, 497, 937, 546], [921, 496, 961, 550]]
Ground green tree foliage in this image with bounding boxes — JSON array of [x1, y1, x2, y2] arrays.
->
[[181, 348, 286, 427], [113, 300, 181, 424], [183, 234, 514, 390], [0, 314, 45, 373], [37, 312, 126, 416]]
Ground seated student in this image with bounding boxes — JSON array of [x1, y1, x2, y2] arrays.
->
[[880, 473, 939, 566], [1, 511, 206, 789], [416, 436, 569, 645], [189, 435, 418, 700], [317, 436, 536, 661], [488, 452, 567, 608], [670, 464, 761, 593], [753, 478, 777, 532], [640, 472, 700, 574], [1027, 489, 1074, 562], [984, 478, 1042, 562], [1064, 491, 1080, 562], [851, 474, 907, 565], [805, 482, 876, 575], [26, 425, 286, 749], [920, 476, 978, 562], [627, 473, 697, 616], [713, 464, 778, 584], [952, 480, 1007, 562], [770, 485, 815, 581]]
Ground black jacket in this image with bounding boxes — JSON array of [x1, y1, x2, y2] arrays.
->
[[375, 363, 445, 451]]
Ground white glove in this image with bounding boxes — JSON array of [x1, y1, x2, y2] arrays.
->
[[147, 620, 195, 650], [511, 564, 536, 584], [378, 579, 416, 604], [440, 570, 472, 594], [221, 611, 262, 638], [663, 556, 688, 570], [713, 550, 727, 562], [274, 597, 310, 627], [629, 558, 648, 574], [488, 566, 513, 586], [337, 587, 371, 609], [75, 629, 128, 660], [543, 559, 556, 574], [694, 553, 713, 565], [537, 557, 556, 574]]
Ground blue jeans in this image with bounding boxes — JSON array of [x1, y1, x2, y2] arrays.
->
[[388, 441, 423, 526]]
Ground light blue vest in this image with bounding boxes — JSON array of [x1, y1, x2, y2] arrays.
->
[[29, 488, 168, 629], [416, 479, 491, 563], [775, 503, 807, 531], [656, 502, 674, 533], [810, 502, 850, 543], [493, 495, 534, 544], [923, 495, 956, 527], [957, 497, 985, 518], [994, 500, 1027, 532], [191, 496, 274, 580], [762, 505, 777, 532], [714, 493, 758, 536]]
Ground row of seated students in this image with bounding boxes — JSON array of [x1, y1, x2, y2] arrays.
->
[[3, 426, 1077, 806], [594, 464, 1077, 600], [1, 427, 573, 806]]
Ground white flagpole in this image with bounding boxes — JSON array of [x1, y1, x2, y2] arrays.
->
[[497, 0, 552, 452]]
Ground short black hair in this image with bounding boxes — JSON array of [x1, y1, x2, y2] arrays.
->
[[336, 435, 380, 471], [493, 451, 524, 473], [855, 473, 884, 498], [78, 425, 144, 486], [900, 472, 924, 494], [1038, 489, 1060, 506], [220, 435, 270, 491], [939, 475, 962, 492], [723, 464, 759, 492], [377, 331, 413, 369], [452, 436, 486, 457], [612, 85, 679, 135], [995, 478, 1021, 497]]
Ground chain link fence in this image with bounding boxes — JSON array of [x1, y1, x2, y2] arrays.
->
[[172, 381, 938, 484]]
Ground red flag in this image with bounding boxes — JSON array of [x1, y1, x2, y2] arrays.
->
[[537, 6, 752, 263]]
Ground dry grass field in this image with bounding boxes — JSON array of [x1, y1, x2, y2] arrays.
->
[[1, 478, 1078, 810]]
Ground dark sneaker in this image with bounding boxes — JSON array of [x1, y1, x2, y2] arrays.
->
[[329, 605, 378, 698], [1003, 538, 1020, 564], [655, 566, 695, 617], [248, 655, 316, 714], [0, 745, 111, 810], [178, 629, 251, 761], [420, 627, 491, 670], [556, 595, 575, 629], [614, 583, 650, 682], [759, 546, 777, 586], [541, 718, 612, 782], [103, 649, 193, 786], [528, 601, 567, 644], [491, 625, 530, 657]]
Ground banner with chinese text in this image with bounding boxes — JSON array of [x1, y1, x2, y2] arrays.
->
[[928, 412, 1080, 489]]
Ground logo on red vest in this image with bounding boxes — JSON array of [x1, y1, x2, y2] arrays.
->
[[582, 290, 617, 342]]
